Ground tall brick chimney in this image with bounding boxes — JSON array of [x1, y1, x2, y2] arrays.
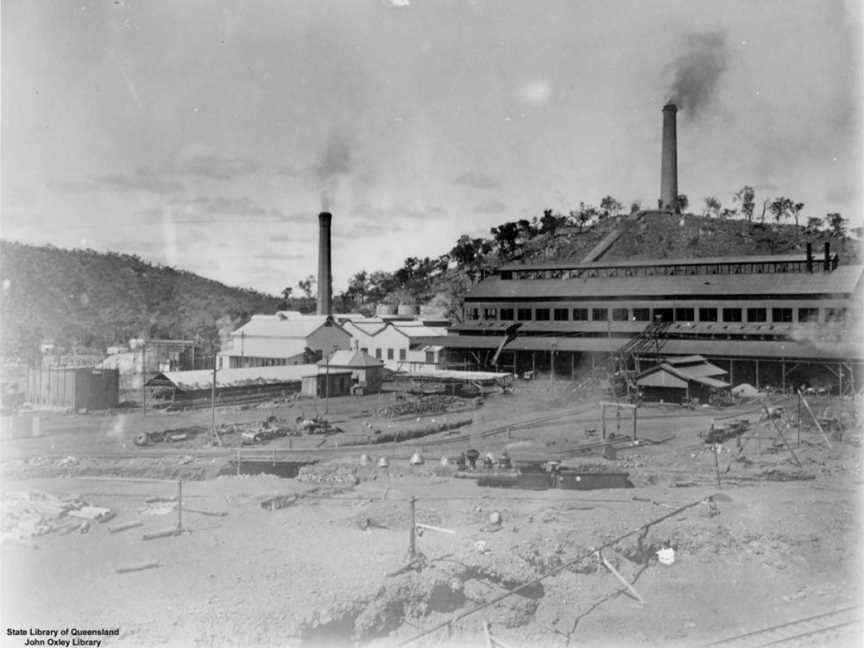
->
[[317, 212, 332, 316], [660, 102, 678, 213]]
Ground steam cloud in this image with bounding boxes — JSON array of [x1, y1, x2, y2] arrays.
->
[[317, 132, 353, 210], [666, 31, 728, 119]]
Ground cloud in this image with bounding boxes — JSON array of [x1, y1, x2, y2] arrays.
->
[[453, 171, 500, 189], [277, 164, 313, 179], [177, 154, 260, 179], [50, 169, 183, 195], [92, 169, 184, 194], [185, 258, 221, 272], [136, 196, 297, 224], [381, 0, 411, 7], [252, 250, 306, 262], [345, 222, 406, 237], [751, 183, 779, 192], [825, 185, 858, 204], [474, 200, 508, 214], [516, 79, 552, 106], [270, 232, 313, 243]]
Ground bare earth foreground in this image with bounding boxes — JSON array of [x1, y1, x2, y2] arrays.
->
[[2, 383, 862, 648]]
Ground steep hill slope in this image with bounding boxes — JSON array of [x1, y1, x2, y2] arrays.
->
[[0, 241, 281, 362], [514, 213, 860, 265]]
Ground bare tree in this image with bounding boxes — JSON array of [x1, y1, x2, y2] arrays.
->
[[298, 275, 316, 299], [789, 201, 805, 227], [733, 186, 756, 222]]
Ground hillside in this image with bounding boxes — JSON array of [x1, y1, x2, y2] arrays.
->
[[2, 212, 859, 362], [515, 213, 861, 266], [371, 211, 861, 321], [0, 241, 282, 363]]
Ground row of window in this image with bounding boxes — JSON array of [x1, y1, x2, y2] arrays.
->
[[360, 347, 408, 361], [469, 306, 846, 324], [358, 347, 437, 363]]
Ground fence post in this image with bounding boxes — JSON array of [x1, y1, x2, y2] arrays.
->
[[407, 496, 416, 559], [713, 444, 721, 489], [177, 480, 183, 532]]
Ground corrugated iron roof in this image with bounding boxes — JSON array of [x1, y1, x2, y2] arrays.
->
[[220, 337, 309, 359], [669, 361, 728, 378], [146, 365, 321, 391], [499, 253, 811, 272], [396, 324, 448, 338], [436, 334, 860, 360], [397, 368, 512, 383], [343, 320, 389, 335], [466, 265, 864, 300], [318, 349, 383, 368], [664, 355, 707, 365], [638, 363, 730, 389], [233, 314, 344, 339]]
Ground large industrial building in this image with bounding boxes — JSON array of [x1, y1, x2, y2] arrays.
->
[[434, 247, 863, 393], [421, 102, 864, 395]]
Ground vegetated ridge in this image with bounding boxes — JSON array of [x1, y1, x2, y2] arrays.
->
[[0, 240, 281, 363], [1, 212, 858, 363]]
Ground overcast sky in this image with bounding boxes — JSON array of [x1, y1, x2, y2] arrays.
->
[[2, 0, 862, 295]]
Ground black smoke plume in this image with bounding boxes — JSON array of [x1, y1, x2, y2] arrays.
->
[[317, 132, 352, 210], [667, 31, 728, 119]]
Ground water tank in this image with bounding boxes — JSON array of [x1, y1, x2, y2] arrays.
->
[[397, 303, 419, 317]]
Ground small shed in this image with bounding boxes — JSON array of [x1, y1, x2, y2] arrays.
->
[[318, 349, 384, 394], [636, 362, 730, 403], [26, 367, 119, 411], [145, 365, 318, 403], [301, 370, 354, 398]]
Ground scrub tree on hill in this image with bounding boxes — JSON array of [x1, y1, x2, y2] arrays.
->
[[298, 275, 316, 299], [703, 196, 722, 218], [827, 212, 846, 237], [600, 195, 623, 217], [769, 197, 793, 224], [789, 202, 805, 227], [806, 216, 824, 233], [734, 185, 756, 222]]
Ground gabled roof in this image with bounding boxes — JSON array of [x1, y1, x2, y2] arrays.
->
[[394, 324, 449, 338], [466, 265, 864, 300], [663, 355, 727, 377], [664, 355, 707, 365], [233, 314, 345, 339], [318, 349, 383, 368], [220, 337, 309, 359], [146, 365, 320, 391], [342, 319, 389, 336], [637, 362, 730, 389]]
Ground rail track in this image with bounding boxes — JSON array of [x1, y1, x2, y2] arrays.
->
[[705, 605, 861, 648]]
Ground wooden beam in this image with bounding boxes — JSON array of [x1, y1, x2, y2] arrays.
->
[[597, 551, 645, 604], [797, 389, 832, 449]]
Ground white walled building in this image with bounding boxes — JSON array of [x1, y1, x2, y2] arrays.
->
[[341, 319, 448, 371], [218, 312, 351, 369]]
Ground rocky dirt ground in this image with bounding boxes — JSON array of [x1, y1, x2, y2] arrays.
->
[[1, 382, 862, 648]]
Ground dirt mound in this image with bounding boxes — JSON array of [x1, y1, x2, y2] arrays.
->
[[0, 456, 216, 481]]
